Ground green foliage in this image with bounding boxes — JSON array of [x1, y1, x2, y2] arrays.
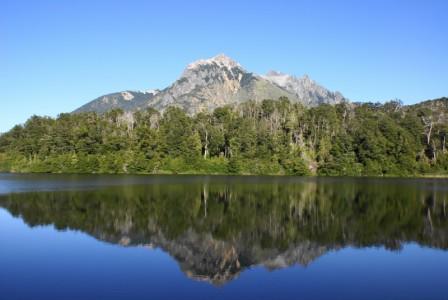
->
[[1, 97, 448, 176]]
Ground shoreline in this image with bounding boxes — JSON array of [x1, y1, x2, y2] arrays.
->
[[1, 170, 448, 180]]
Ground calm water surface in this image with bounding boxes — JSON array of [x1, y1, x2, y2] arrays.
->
[[1, 173, 447, 300]]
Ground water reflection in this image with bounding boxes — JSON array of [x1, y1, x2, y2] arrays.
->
[[0, 177, 447, 285]]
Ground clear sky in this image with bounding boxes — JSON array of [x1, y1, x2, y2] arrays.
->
[[1, 0, 447, 132]]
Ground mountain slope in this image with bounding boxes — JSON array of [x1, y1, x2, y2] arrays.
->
[[262, 71, 345, 106], [74, 90, 159, 113], [73, 54, 347, 114], [146, 54, 301, 114]]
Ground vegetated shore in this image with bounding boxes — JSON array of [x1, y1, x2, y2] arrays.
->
[[1, 168, 447, 179], [1, 97, 448, 177]]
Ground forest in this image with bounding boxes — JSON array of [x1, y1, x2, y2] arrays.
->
[[0, 97, 447, 176]]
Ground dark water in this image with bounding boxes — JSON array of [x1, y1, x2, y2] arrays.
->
[[1, 174, 448, 300]]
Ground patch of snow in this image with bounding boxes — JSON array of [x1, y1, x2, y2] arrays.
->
[[144, 89, 160, 95], [187, 54, 242, 70], [262, 71, 292, 87], [121, 91, 135, 101]]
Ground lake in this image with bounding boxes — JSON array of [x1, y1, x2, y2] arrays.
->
[[1, 173, 447, 300]]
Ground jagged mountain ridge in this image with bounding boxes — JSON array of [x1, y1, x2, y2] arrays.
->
[[74, 90, 160, 114], [74, 54, 346, 114], [263, 71, 345, 106]]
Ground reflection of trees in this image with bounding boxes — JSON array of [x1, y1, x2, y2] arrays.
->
[[1, 180, 447, 248], [0, 179, 447, 284]]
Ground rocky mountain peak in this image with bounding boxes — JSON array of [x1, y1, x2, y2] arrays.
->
[[264, 71, 291, 86], [74, 54, 348, 114], [263, 71, 344, 106], [266, 70, 286, 77], [186, 54, 242, 71], [301, 74, 312, 81]]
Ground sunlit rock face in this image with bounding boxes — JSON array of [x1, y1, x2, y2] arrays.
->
[[73, 54, 348, 115], [146, 54, 301, 114], [1, 178, 447, 285], [263, 71, 345, 106], [74, 90, 160, 113]]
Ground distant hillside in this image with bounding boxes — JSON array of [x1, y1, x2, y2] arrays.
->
[[74, 90, 160, 113]]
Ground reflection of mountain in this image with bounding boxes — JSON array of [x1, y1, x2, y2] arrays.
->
[[0, 179, 447, 285], [120, 230, 329, 285]]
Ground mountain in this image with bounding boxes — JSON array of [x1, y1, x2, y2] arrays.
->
[[262, 71, 345, 106], [143, 54, 305, 114], [73, 54, 346, 114], [74, 90, 160, 113]]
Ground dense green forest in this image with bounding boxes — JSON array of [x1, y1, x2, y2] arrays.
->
[[0, 97, 447, 176]]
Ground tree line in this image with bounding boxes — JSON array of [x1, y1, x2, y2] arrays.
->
[[0, 97, 447, 176]]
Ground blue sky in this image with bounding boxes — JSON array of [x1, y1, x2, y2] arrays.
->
[[1, 0, 447, 132]]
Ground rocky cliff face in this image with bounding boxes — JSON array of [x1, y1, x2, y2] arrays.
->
[[262, 71, 345, 106], [74, 90, 160, 113], [73, 54, 347, 114], [145, 54, 299, 114]]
